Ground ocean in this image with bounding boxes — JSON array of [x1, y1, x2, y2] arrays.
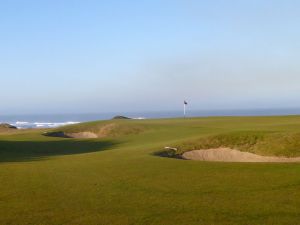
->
[[1, 108, 300, 129]]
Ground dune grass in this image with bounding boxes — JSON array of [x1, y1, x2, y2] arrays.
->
[[1, 116, 300, 224], [48, 119, 151, 138]]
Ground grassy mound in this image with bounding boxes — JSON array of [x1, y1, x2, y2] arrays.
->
[[0, 123, 19, 135], [166, 131, 300, 158], [0, 123, 17, 129], [46, 120, 149, 138]]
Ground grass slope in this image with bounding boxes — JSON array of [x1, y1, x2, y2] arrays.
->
[[167, 131, 300, 157], [0, 116, 300, 224]]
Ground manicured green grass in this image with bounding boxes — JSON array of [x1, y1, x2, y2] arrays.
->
[[1, 116, 300, 224]]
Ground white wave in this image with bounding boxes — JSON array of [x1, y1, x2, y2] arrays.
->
[[34, 122, 53, 125], [12, 121, 80, 129], [15, 121, 29, 125]]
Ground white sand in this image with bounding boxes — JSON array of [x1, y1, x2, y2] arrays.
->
[[182, 148, 300, 163]]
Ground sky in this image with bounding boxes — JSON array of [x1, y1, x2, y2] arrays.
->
[[1, 0, 300, 114]]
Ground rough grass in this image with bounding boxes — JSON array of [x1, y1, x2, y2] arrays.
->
[[48, 120, 150, 138], [0, 127, 21, 135], [1, 116, 300, 224]]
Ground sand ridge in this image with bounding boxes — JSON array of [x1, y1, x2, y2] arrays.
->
[[182, 148, 300, 162]]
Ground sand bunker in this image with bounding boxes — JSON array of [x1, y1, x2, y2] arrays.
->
[[66, 132, 98, 139], [182, 148, 300, 162], [45, 131, 98, 139]]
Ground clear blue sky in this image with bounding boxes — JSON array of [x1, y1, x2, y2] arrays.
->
[[1, 0, 300, 114]]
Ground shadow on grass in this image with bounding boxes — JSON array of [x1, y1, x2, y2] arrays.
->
[[0, 139, 118, 163], [152, 150, 183, 159]]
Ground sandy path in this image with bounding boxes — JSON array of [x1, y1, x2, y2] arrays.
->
[[182, 148, 300, 162]]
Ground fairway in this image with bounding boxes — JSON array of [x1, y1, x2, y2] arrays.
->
[[1, 116, 300, 224]]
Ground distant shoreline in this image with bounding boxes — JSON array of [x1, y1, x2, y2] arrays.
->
[[2, 108, 300, 129]]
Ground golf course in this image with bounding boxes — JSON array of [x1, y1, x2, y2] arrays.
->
[[1, 115, 300, 225]]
